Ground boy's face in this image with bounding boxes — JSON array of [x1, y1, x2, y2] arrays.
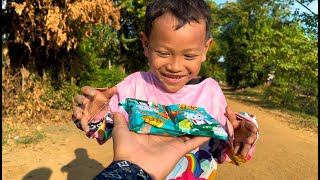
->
[[140, 12, 212, 93]]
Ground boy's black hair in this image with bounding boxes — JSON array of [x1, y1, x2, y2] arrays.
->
[[145, 0, 212, 39]]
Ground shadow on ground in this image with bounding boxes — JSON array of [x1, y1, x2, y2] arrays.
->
[[61, 148, 105, 179], [23, 167, 52, 180], [23, 148, 105, 180]]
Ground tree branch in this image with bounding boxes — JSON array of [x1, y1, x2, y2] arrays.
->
[[295, 0, 317, 16]]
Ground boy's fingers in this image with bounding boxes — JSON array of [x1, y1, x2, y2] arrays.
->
[[240, 144, 252, 159], [80, 116, 90, 133], [73, 106, 83, 120], [98, 86, 118, 99], [95, 87, 110, 91], [81, 86, 97, 97], [74, 95, 86, 105], [245, 121, 259, 134], [233, 140, 242, 155], [246, 132, 258, 145], [225, 106, 239, 129]]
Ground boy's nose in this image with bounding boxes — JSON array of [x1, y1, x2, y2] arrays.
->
[[167, 57, 183, 72]]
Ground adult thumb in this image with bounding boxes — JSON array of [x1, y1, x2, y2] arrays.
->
[[110, 112, 128, 130]]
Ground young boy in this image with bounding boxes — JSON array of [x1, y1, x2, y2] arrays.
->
[[72, 0, 259, 179]]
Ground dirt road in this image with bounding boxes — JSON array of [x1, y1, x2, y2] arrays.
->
[[2, 97, 318, 180]]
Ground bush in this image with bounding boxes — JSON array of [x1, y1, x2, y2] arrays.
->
[[79, 66, 126, 88], [42, 81, 80, 110], [2, 65, 80, 126], [199, 62, 226, 83], [264, 84, 318, 117]]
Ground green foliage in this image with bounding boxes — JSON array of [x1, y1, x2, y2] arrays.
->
[[76, 25, 128, 88], [14, 130, 46, 145], [198, 1, 226, 82], [76, 0, 150, 81], [263, 26, 318, 116], [78, 25, 120, 70], [264, 84, 318, 117], [79, 66, 126, 88], [2, 123, 14, 146], [116, 0, 150, 73], [218, 0, 281, 88], [226, 85, 318, 129], [3, 0, 317, 121], [291, 0, 318, 37], [42, 81, 80, 110], [200, 61, 226, 83], [2, 0, 120, 88], [216, 0, 318, 117]]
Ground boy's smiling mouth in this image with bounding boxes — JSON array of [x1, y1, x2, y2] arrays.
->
[[161, 73, 186, 79]]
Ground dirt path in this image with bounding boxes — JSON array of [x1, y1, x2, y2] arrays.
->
[[2, 97, 318, 180]]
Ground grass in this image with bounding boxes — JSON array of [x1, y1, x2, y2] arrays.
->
[[14, 130, 46, 144], [2, 121, 46, 147], [222, 84, 318, 132], [2, 123, 15, 146]]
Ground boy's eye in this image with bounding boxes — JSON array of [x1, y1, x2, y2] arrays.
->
[[184, 55, 197, 60], [155, 51, 170, 58]]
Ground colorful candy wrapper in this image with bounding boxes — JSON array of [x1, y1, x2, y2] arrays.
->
[[86, 113, 114, 145], [119, 98, 228, 140], [85, 98, 258, 159]]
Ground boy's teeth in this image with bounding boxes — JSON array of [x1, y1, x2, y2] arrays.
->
[[164, 74, 183, 79]]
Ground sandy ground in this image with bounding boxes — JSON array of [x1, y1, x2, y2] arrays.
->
[[2, 97, 318, 180]]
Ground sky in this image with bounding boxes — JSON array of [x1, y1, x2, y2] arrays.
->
[[213, 0, 318, 14]]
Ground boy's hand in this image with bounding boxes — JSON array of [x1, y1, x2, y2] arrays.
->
[[72, 86, 117, 133], [225, 106, 258, 158], [111, 112, 210, 179]]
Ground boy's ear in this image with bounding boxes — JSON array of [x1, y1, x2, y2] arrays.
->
[[139, 32, 149, 57], [201, 38, 213, 62]]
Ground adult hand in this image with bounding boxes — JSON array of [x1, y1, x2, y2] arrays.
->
[[111, 112, 210, 180], [72, 86, 117, 133], [225, 106, 258, 159]]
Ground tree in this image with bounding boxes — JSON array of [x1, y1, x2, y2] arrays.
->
[[199, 1, 225, 81], [115, 0, 150, 74], [2, 0, 120, 87], [217, 0, 318, 116], [292, 0, 318, 37]]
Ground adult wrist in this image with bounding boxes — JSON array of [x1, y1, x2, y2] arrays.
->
[[94, 160, 152, 180]]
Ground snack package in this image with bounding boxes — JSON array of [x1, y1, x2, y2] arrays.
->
[[86, 114, 114, 145], [86, 98, 258, 151], [119, 98, 228, 140]]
